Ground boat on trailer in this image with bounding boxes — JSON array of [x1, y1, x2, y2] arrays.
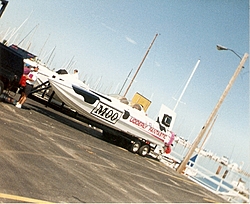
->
[[9, 35, 177, 158], [48, 75, 176, 158]]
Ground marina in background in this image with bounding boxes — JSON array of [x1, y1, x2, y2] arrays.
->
[[160, 137, 250, 203]]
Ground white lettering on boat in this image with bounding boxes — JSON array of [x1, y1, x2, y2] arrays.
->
[[91, 102, 123, 124]]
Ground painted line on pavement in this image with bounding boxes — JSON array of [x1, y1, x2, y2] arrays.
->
[[203, 197, 218, 203], [0, 193, 53, 203]]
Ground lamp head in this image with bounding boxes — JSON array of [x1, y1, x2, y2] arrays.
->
[[216, 44, 228, 51]]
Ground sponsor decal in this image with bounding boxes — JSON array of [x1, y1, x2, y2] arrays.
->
[[129, 116, 167, 140], [91, 101, 123, 124]]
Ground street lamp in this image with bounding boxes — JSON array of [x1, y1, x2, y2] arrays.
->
[[217, 44, 243, 60], [176, 46, 248, 174]]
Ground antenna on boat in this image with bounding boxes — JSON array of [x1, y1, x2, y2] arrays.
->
[[123, 33, 159, 97], [173, 59, 200, 112]]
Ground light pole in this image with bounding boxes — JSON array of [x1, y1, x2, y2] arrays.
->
[[176, 46, 248, 174]]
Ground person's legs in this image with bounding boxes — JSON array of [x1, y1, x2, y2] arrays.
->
[[19, 94, 27, 105], [16, 91, 24, 108], [16, 84, 32, 108], [18, 91, 25, 102]]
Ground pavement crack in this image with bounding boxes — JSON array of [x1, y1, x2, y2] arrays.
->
[[72, 196, 85, 203]]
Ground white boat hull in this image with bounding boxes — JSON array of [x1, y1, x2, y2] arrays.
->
[[49, 77, 175, 150]]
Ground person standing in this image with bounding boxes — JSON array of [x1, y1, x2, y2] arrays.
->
[[18, 65, 31, 92], [15, 66, 39, 108], [73, 69, 79, 79]]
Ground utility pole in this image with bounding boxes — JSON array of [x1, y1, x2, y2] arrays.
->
[[176, 52, 249, 174], [123, 33, 158, 97]]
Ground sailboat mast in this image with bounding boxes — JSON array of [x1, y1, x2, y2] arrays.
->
[[38, 33, 51, 57], [118, 68, 133, 95], [18, 24, 39, 47], [5, 11, 33, 45], [123, 33, 159, 97], [173, 59, 200, 112]]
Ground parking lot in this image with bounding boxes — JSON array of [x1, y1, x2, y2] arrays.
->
[[0, 96, 227, 203]]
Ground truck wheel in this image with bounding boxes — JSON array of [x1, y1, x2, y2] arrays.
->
[[0, 80, 4, 95], [138, 145, 150, 157], [130, 141, 141, 153]]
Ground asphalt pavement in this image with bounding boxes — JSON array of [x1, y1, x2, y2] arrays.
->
[[0, 94, 227, 203]]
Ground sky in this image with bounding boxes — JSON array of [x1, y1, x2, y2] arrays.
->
[[0, 0, 249, 171]]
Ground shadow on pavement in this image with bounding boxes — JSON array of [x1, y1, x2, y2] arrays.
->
[[26, 102, 103, 140]]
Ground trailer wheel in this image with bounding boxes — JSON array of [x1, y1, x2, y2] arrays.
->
[[138, 145, 150, 157], [157, 154, 163, 161], [0, 80, 4, 95], [130, 141, 141, 153]]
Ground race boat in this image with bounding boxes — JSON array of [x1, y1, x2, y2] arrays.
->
[[48, 75, 176, 158], [10, 36, 177, 158]]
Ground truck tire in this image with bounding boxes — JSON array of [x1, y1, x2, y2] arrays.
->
[[138, 145, 150, 157], [130, 141, 141, 153], [0, 80, 4, 95]]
